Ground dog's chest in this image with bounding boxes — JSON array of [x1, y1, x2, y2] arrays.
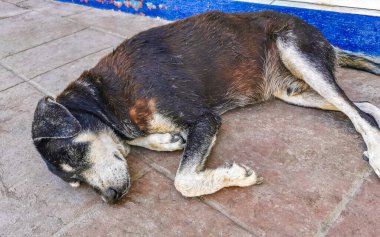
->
[[127, 98, 180, 133]]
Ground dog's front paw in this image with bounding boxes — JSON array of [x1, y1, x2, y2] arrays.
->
[[149, 133, 186, 151], [224, 162, 263, 187]]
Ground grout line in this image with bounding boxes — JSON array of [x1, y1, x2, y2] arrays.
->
[[133, 151, 175, 181], [314, 168, 372, 237], [28, 46, 112, 80], [26, 80, 55, 96], [0, 61, 53, 96], [0, 61, 29, 82], [64, 17, 128, 39], [0, 27, 88, 61], [0, 10, 30, 20], [134, 150, 258, 236], [89, 26, 126, 39], [64, 17, 120, 38], [200, 197, 262, 237], [33, 1, 92, 17], [0, 46, 112, 96], [0, 81, 26, 93], [51, 200, 100, 237], [59, 7, 91, 18]]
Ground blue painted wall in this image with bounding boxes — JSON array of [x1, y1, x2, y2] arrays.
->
[[57, 0, 380, 57]]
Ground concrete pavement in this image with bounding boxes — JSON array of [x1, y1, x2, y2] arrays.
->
[[1, 1, 380, 236]]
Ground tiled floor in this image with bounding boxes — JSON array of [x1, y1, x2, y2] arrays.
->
[[0, 0, 380, 236]]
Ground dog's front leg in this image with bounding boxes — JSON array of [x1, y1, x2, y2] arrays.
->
[[174, 112, 263, 197], [127, 133, 186, 151]]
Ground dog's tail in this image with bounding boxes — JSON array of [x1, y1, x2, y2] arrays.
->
[[335, 47, 380, 76]]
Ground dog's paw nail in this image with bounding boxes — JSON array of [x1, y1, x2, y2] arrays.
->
[[239, 163, 253, 176], [363, 151, 369, 162], [223, 161, 234, 169], [171, 133, 185, 143], [224, 161, 233, 168], [170, 134, 181, 142], [286, 87, 294, 96]]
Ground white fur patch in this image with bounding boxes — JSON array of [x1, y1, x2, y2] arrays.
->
[[69, 181, 80, 188], [61, 164, 74, 172], [355, 102, 380, 125], [74, 131, 97, 143]]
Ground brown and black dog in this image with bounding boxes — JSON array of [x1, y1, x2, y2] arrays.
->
[[32, 11, 380, 204]]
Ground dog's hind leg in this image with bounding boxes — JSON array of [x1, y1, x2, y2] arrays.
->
[[174, 111, 263, 197], [276, 32, 380, 177], [274, 87, 339, 111], [274, 80, 380, 124]]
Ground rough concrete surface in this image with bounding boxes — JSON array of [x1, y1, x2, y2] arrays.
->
[[0, 0, 379, 236]]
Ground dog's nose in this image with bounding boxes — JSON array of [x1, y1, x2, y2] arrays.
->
[[103, 188, 120, 203], [102, 182, 130, 204]]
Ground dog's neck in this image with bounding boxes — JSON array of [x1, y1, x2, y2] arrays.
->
[[56, 73, 144, 140]]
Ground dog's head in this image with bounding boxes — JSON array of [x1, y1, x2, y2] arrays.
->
[[32, 96, 131, 204]]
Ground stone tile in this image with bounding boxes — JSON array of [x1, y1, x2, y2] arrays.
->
[[68, 8, 170, 38], [15, 0, 90, 16], [0, 83, 45, 187], [0, 64, 24, 91], [31, 48, 112, 95], [1, 28, 123, 79], [336, 68, 380, 105], [56, 159, 251, 237], [134, 69, 379, 236], [0, 1, 28, 18], [0, 10, 86, 59], [41, 1, 90, 17], [326, 174, 380, 237], [15, 0, 64, 10], [0, 83, 97, 236]]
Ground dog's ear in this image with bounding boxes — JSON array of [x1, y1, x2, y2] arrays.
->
[[32, 96, 81, 141]]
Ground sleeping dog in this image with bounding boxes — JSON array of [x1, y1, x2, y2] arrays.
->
[[32, 11, 380, 204]]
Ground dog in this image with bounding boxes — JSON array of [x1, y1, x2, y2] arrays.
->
[[32, 11, 380, 204]]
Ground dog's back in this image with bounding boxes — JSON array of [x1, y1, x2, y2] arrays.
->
[[59, 11, 317, 133]]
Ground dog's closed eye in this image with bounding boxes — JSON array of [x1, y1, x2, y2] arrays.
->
[[114, 152, 125, 161]]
